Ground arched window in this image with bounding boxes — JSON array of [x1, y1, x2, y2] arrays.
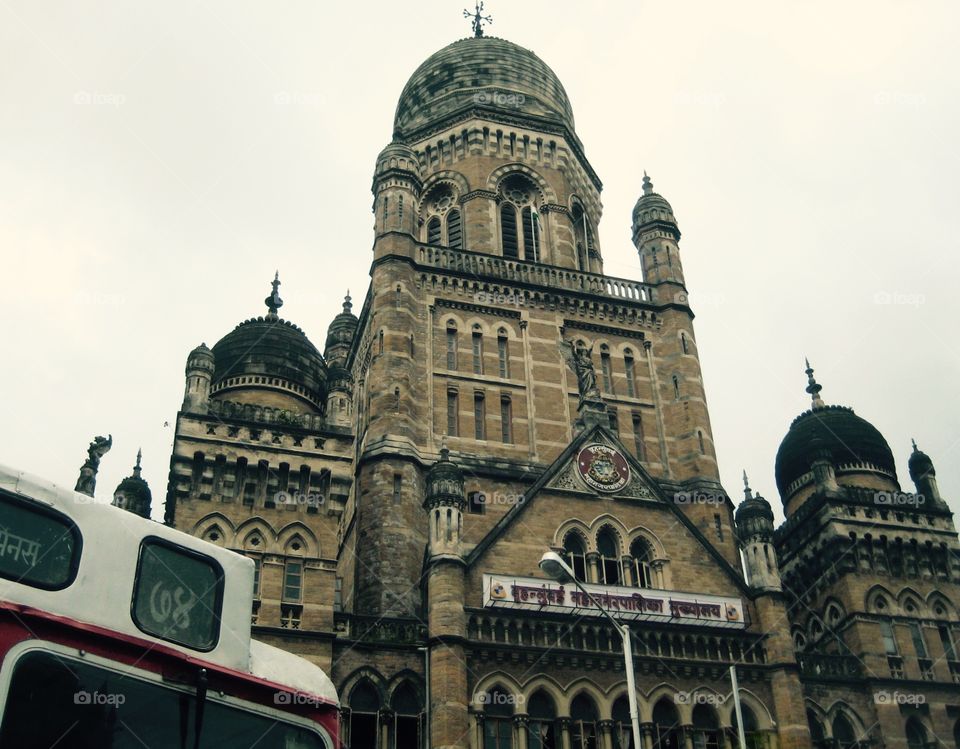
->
[[563, 532, 587, 582], [498, 330, 510, 378], [570, 693, 599, 749], [597, 528, 622, 585], [600, 345, 613, 392], [731, 704, 764, 749], [632, 413, 645, 460], [522, 206, 541, 262], [427, 216, 442, 245], [483, 686, 514, 749], [348, 680, 381, 749], [807, 711, 827, 749], [472, 327, 484, 374], [630, 537, 654, 588], [624, 349, 637, 397], [681, 333, 689, 354], [698, 431, 706, 454], [652, 698, 681, 749], [833, 714, 858, 749], [501, 203, 519, 258], [692, 704, 720, 749], [527, 690, 557, 749], [612, 696, 636, 749], [447, 208, 463, 249], [672, 375, 681, 399], [906, 719, 927, 749], [446, 322, 458, 370], [571, 203, 592, 272], [392, 682, 423, 748]]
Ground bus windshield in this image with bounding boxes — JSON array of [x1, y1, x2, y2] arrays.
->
[[0, 650, 327, 749]]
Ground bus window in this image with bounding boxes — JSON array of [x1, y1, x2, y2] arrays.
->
[[131, 538, 224, 651], [0, 650, 328, 749], [0, 491, 81, 590]]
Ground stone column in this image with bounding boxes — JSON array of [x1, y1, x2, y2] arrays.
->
[[600, 719, 616, 749], [379, 708, 394, 749], [621, 555, 634, 586], [586, 552, 601, 584], [681, 724, 695, 749], [515, 715, 530, 749], [560, 717, 572, 749], [642, 721, 656, 749]]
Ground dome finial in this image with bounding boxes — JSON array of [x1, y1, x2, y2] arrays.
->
[[742, 469, 753, 500], [343, 290, 352, 313], [133, 448, 143, 478], [642, 171, 654, 196], [463, 1, 492, 37], [804, 357, 825, 409], [265, 271, 284, 317], [440, 435, 450, 461], [911, 437, 918, 452]]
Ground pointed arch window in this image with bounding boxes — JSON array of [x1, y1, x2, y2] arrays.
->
[[482, 686, 514, 749], [692, 704, 720, 749], [597, 528, 622, 585], [391, 681, 423, 749], [348, 681, 381, 749], [446, 323, 458, 370], [447, 208, 463, 249], [497, 330, 510, 378], [527, 690, 558, 749], [807, 711, 827, 749], [600, 345, 613, 392], [570, 693, 599, 749], [832, 714, 858, 749], [632, 413, 646, 460], [905, 719, 927, 749], [572, 203, 592, 272], [652, 698, 682, 749], [472, 328, 484, 374], [427, 216, 442, 245], [731, 704, 763, 749], [630, 537, 654, 588], [612, 696, 636, 749], [563, 532, 588, 582]]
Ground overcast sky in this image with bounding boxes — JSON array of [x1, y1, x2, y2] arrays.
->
[[2, 0, 958, 524]]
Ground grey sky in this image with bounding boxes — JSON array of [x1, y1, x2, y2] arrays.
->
[[2, 0, 957, 523]]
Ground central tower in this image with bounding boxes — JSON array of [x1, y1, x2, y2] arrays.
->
[[345, 33, 728, 621]]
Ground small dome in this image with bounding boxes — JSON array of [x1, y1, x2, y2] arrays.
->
[[632, 173, 679, 234], [908, 441, 935, 480], [394, 36, 575, 138], [186, 343, 215, 373], [112, 451, 152, 519], [325, 292, 359, 354], [374, 141, 421, 180], [774, 404, 897, 502], [735, 494, 774, 526]]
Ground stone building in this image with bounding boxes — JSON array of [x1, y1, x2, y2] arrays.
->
[[157, 29, 959, 749]]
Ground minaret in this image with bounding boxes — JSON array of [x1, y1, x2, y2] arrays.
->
[[423, 443, 469, 749], [803, 360, 840, 494], [736, 472, 813, 749], [735, 471, 781, 591], [182, 343, 215, 413], [112, 449, 153, 519], [909, 439, 944, 506], [632, 172, 685, 292], [324, 292, 358, 429]]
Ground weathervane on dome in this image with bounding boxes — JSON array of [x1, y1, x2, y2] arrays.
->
[[464, 1, 492, 37]]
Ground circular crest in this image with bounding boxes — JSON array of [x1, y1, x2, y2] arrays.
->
[[576, 444, 631, 493]]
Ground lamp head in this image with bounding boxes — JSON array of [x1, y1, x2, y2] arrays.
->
[[539, 551, 574, 583]]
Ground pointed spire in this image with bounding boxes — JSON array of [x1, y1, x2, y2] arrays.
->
[[642, 171, 654, 196], [742, 470, 753, 500], [911, 438, 918, 452], [265, 271, 283, 317], [439, 435, 450, 462], [804, 358, 825, 409], [342, 290, 353, 314], [133, 448, 143, 479]]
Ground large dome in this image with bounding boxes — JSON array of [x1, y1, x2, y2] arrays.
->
[[774, 405, 897, 502], [394, 37, 575, 137]]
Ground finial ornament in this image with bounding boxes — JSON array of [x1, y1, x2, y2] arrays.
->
[[642, 171, 654, 196], [804, 358, 825, 409], [265, 271, 284, 316], [742, 470, 753, 500], [343, 290, 353, 313], [440, 436, 450, 461], [911, 438, 918, 452], [133, 448, 143, 478], [464, 1, 492, 37]]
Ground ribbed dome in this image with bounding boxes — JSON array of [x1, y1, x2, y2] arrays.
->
[[212, 316, 327, 410], [325, 294, 359, 354], [394, 37, 575, 137], [632, 173, 679, 237], [112, 451, 152, 519], [774, 405, 897, 502], [908, 442, 935, 479]]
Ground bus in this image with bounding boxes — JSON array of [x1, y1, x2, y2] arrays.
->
[[0, 463, 340, 748]]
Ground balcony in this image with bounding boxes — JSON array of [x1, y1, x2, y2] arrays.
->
[[416, 245, 655, 304]]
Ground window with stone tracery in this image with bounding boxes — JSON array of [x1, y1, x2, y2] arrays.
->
[[499, 174, 542, 262], [422, 183, 463, 248]]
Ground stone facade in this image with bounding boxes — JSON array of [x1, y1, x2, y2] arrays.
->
[[156, 32, 959, 749]]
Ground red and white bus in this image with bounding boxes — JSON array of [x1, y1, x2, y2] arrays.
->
[[0, 463, 340, 748]]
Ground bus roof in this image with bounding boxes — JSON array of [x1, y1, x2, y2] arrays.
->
[[0, 464, 337, 704]]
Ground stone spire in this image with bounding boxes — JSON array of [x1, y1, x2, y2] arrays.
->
[[133, 448, 143, 479], [743, 469, 753, 500], [642, 170, 654, 196], [804, 358, 825, 409], [265, 271, 283, 318]]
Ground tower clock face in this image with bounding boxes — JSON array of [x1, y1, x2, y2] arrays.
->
[[576, 444, 631, 493]]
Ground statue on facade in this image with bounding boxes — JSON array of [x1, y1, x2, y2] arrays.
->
[[560, 339, 601, 406], [74, 434, 112, 497]]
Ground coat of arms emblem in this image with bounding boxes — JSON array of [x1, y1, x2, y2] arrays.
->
[[576, 444, 631, 493]]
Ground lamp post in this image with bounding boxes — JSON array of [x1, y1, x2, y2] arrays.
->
[[539, 551, 643, 749]]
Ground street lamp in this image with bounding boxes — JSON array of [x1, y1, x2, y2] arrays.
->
[[539, 551, 642, 749]]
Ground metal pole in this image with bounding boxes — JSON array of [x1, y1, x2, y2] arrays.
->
[[730, 665, 747, 749], [621, 624, 643, 749]]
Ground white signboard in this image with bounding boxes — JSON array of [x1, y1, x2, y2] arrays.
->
[[483, 574, 745, 629]]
